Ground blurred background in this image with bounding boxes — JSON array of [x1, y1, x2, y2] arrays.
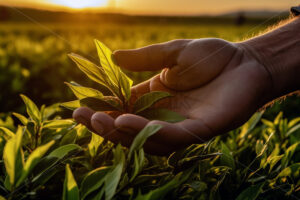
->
[[0, 0, 299, 119]]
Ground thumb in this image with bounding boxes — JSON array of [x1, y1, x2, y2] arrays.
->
[[113, 39, 190, 72]]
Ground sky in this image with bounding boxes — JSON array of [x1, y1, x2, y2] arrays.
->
[[0, 0, 297, 15]]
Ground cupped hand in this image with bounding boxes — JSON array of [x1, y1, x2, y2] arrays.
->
[[73, 39, 272, 155]]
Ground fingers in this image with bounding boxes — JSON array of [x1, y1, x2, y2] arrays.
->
[[74, 109, 191, 156], [115, 114, 214, 148], [73, 107, 95, 131], [91, 112, 174, 155], [160, 39, 238, 91], [114, 39, 190, 72], [91, 112, 133, 147]]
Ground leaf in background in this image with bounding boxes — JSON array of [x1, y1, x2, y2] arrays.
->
[[235, 182, 264, 200], [60, 100, 80, 111], [139, 108, 186, 123], [48, 144, 81, 159], [0, 127, 14, 140], [88, 133, 104, 158], [286, 123, 300, 137], [220, 142, 235, 170], [65, 82, 103, 100], [239, 111, 264, 139], [95, 40, 133, 101], [80, 166, 111, 200], [16, 140, 55, 187], [80, 97, 121, 111], [3, 127, 24, 190], [130, 149, 145, 182], [12, 113, 28, 125], [261, 119, 274, 129], [256, 132, 274, 158], [0, 196, 6, 200], [281, 142, 300, 168], [276, 163, 300, 179], [274, 112, 283, 125], [60, 129, 77, 146], [105, 144, 125, 200], [265, 155, 284, 172], [63, 164, 80, 200], [134, 167, 194, 200], [20, 94, 41, 123], [43, 119, 75, 129], [128, 125, 162, 160], [288, 117, 300, 129], [133, 91, 172, 114]]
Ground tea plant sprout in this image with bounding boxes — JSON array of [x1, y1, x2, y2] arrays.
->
[[61, 40, 185, 122]]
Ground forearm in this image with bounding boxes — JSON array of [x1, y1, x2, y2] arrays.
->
[[241, 16, 300, 100]]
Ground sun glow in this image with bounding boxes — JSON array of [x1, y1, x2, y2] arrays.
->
[[50, 0, 108, 9]]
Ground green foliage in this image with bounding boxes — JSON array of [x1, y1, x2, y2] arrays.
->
[[133, 91, 172, 114], [63, 164, 80, 200], [64, 41, 185, 122], [0, 97, 299, 199]]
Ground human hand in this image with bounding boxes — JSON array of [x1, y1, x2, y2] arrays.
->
[[73, 38, 272, 155]]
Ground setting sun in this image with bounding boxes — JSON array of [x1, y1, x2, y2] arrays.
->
[[50, 0, 108, 9]]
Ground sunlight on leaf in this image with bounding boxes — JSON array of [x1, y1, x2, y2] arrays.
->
[[20, 94, 41, 123], [63, 164, 80, 200], [65, 81, 103, 99]]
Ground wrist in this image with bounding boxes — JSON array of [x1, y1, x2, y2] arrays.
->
[[241, 17, 300, 100]]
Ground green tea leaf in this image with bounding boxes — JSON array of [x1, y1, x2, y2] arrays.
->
[[220, 142, 235, 170], [43, 119, 75, 129], [288, 117, 300, 128], [286, 123, 300, 137], [261, 119, 274, 129], [133, 91, 172, 114], [235, 182, 264, 200], [281, 142, 300, 168], [65, 82, 103, 99], [16, 140, 55, 187], [80, 166, 111, 200], [68, 53, 117, 95], [60, 129, 77, 146], [256, 132, 274, 158], [139, 108, 186, 123], [12, 112, 28, 125], [0, 127, 15, 140], [48, 144, 81, 159], [20, 94, 41, 123], [3, 127, 24, 190], [95, 40, 133, 101], [266, 155, 284, 172], [134, 167, 194, 200], [88, 133, 104, 158], [60, 100, 80, 111], [276, 163, 300, 179], [80, 97, 121, 111], [128, 125, 162, 160], [130, 149, 145, 182], [63, 164, 80, 200], [105, 144, 125, 200]]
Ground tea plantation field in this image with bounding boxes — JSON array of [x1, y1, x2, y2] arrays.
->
[[0, 21, 299, 200]]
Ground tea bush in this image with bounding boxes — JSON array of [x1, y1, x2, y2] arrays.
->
[[0, 95, 299, 200]]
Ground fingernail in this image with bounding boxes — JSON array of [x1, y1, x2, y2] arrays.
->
[[92, 119, 104, 134]]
